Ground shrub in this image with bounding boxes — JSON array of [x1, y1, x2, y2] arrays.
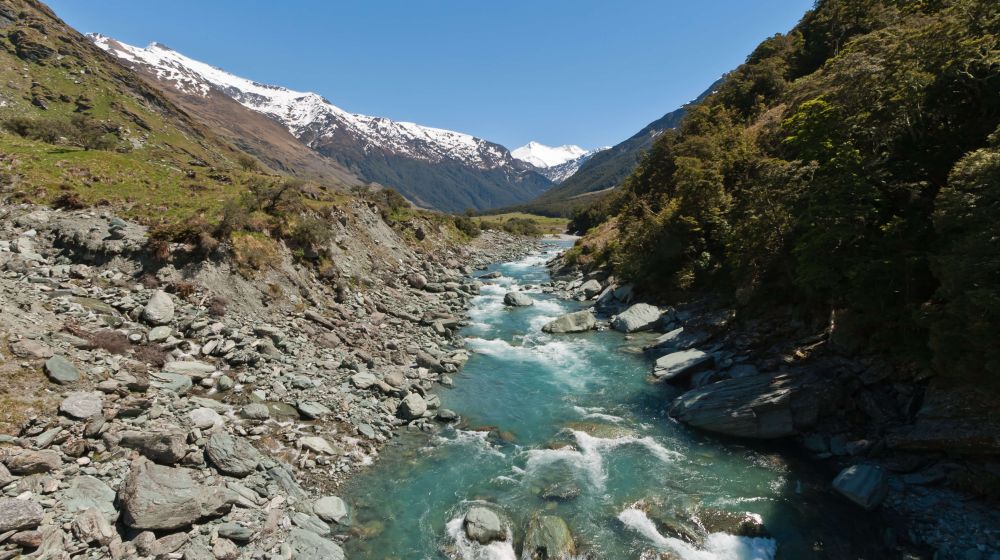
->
[[236, 153, 259, 172], [207, 295, 229, 317], [232, 232, 280, 272], [87, 330, 131, 354], [2, 115, 67, 143], [51, 191, 86, 210], [132, 344, 167, 368], [453, 215, 480, 237]]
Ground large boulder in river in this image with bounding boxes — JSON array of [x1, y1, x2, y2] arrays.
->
[[652, 349, 713, 383], [579, 279, 602, 299], [463, 506, 506, 545], [611, 303, 661, 333], [669, 373, 833, 439], [118, 461, 238, 530], [522, 514, 576, 559], [504, 292, 534, 307], [398, 393, 428, 420], [833, 464, 889, 510], [542, 311, 596, 334], [141, 290, 174, 326]]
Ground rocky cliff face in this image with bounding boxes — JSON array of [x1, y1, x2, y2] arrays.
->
[[0, 202, 534, 558]]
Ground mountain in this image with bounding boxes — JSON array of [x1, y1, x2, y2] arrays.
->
[[511, 142, 588, 168], [519, 80, 722, 216], [0, 0, 326, 224], [512, 142, 607, 183], [90, 36, 553, 213]]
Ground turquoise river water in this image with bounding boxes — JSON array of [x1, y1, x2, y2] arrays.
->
[[343, 240, 881, 559]]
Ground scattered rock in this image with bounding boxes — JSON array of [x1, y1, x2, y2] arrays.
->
[[118, 460, 237, 530], [205, 433, 260, 478], [287, 527, 346, 560], [611, 303, 662, 333], [398, 392, 427, 420], [0, 498, 43, 532], [833, 464, 889, 510], [142, 290, 175, 325], [44, 355, 80, 384], [59, 391, 103, 419], [523, 514, 576, 559], [119, 430, 188, 465], [652, 349, 713, 382], [314, 496, 349, 524], [463, 506, 506, 545], [542, 311, 596, 334], [503, 292, 534, 307], [5, 449, 61, 474], [71, 508, 115, 545]]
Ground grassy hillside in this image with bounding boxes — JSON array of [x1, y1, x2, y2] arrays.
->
[[569, 0, 1000, 384]]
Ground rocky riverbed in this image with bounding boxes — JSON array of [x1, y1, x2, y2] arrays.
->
[[0, 203, 537, 559], [540, 256, 1000, 559]]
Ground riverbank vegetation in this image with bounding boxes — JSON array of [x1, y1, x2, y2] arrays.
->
[[568, 0, 1000, 385]]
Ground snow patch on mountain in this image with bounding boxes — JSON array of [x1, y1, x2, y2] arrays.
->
[[511, 141, 588, 168], [89, 34, 517, 171]]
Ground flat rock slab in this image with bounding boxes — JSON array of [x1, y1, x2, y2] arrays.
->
[[287, 528, 345, 560], [833, 464, 889, 510], [63, 475, 117, 518], [299, 436, 339, 455], [0, 498, 43, 532], [314, 496, 349, 524], [163, 361, 216, 379], [118, 461, 237, 530], [670, 373, 832, 439], [205, 433, 260, 478], [653, 349, 713, 382], [5, 449, 61, 474], [59, 392, 103, 419], [119, 431, 188, 465], [44, 355, 80, 384]]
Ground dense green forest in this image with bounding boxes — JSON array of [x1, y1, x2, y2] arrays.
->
[[569, 0, 1000, 384]]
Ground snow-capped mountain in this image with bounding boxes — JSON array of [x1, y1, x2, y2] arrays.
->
[[512, 142, 608, 183], [511, 142, 588, 168], [89, 34, 552, 212]]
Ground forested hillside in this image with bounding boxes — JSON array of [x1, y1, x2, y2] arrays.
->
[[568, 0, 1000, 384]]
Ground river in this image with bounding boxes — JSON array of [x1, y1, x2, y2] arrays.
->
[[343, 239, 881, 559]]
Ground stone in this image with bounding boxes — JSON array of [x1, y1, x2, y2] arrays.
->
[[579, 279, 602, 298], [314, 496, 349, 524], [610, 303, 661, 333], [0, 464, 12, 487], [119, 430, 188, 464], [351, 372, 377, 389], [542, 311, 596, 334], [72, 508, 115, 545], [63, 475, 117, 517], [406, 273, 427, 289], [287, 528, 345, 560], [213, 538, 240, 560], [463, 506, 505, 545], [833, 464, 889, 510], [296, 401, 332, 420], [44, 355, 80, 384], [299, 436, 338, 455], [147, 326, 172, 343], [142, 290, 175, 325], [163, 361, 216, 378], [437, 409, 458, 422], [240, 404, 269, 420], [188, 407, 222, 429], [503, 292, 534, 307], [646, 327, 710, 353], [0, 498, 43, 532], [416, 351, 446, 373], [652, 349, 713, 382], [398, 392, 427, 420], [669, 373, 832, 439], [11, 339, 53, 358], [5, 449, 61, 474], [118, 461, 237, 530], [150, 371, 193, 395], [205, 433, 260, 478], [59, 391, 103, 419], [523, 514, 576, 559], [217, 522, 254, 543]]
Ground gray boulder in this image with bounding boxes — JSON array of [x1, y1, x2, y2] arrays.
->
[[297, 401, 332, 420], [579, 279, 602, 299], [463, 506, 506, 545], [610, 303, 661, 333], [313, 496, 349, 524], [44, 355, 80, 384], [351, 371, 377, 389], [5, 449, 61, 474], [398, 393, 428, 420], [118, 461, 238, 530], [119, 431, 188, 465], [63, 475, 116, 518], [72, 508, 115, 545], [503, 292, 533, 307], [523, 514, 576, 559], [287, 528, 346, 560], [0, 498, 43, 532], [670, 373, 832, 439], [833, 464, 889, 510], [205, 433, 260, 478], [652, 349, 713, 383], [142, 290, 175, 326], [542, 311, 596, 334], [59, 392, 103, 419]]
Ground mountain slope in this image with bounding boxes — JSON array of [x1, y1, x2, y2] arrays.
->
[[519, 80, 722, 216], [0, 0, 301, 223], [512, 142, 607, 183], [91, 37, 553, 213]]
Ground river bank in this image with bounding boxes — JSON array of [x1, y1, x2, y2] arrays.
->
[[0, 202, 539, 558]]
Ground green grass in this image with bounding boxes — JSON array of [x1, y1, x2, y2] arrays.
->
[[473, 212, 569, 235]]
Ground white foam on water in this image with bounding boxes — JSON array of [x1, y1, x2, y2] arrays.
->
[[617, 507, 777, 560], [479, 284, 509, 296], [430, 429, 506, 459], [523, 430, 680, 489], [572, 405, 626, 423], [445, 516, 517, 560]]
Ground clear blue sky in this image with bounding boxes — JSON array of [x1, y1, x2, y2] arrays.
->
[[48, 0, 813, 150]]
